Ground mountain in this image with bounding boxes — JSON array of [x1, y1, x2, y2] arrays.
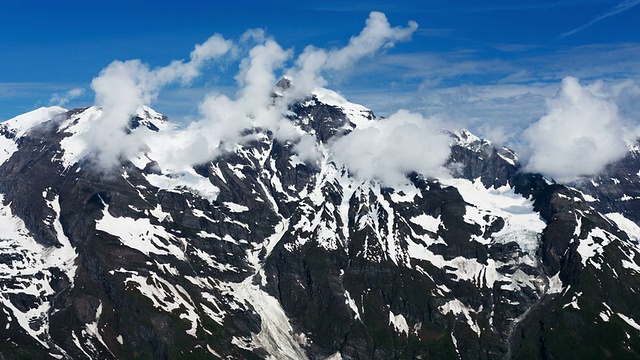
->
[[1, 88, 640, 359]]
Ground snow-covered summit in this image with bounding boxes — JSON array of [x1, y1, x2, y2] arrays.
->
[[132, 105, 174, 132], [450, 129, 488, 149], [1, 106, 67, 137], [449, 128, 519, 166], [311, 87, 375, 127]]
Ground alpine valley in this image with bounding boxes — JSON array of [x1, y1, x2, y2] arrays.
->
[[1, 85, 640, 360]]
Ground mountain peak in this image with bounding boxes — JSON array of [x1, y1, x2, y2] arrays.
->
[[448, 128, 519, 168], [130, 105, 173, 132], [449, 128, 491, 150], [1, 106, 67, 137]]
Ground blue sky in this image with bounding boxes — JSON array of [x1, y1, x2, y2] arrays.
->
[[1, 0, 639, 142]]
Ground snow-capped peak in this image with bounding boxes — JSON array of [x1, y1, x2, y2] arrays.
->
[[136, 105, 165, 121], [448, 128, 519, 166], [132, 105, 174, 132], [311, 87, 376, 128], [59, 105, 174, 135], [2, 106, 67, 137], [449, 129, 491, 151], [312, 88, 371, 116], [55, 105, 176, 168]]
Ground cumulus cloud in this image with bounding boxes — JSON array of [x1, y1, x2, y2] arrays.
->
[[522, 76, 629, 182], [330, 110, 451, 187], [324, 12, 418, 71], [609, 79, 640, 127], [160, 11, 418, 169], [49, 87, 85, 106], [170, 37, 295, 166], [282, 12, 417, 101], [75, 11, 429, 186], [79, 34, 233, 168]]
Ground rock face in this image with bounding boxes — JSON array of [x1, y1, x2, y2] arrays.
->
[[1, 91, 640, 359]]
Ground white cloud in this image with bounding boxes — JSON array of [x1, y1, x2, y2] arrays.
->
[[522, 76, 629, 182], [609, 79, 640, 125], [67, 10, 452, 190], [282, 11, 418, 102], [324, 11, 418, 71], [240, 28, 267, 43], [155, 11, 419, 170], [560, 0, 640, 38], [49, 87, 85, 106], [330, 110, 451, 187], [172, 37, 294, 166], [78, 34, 233, 168]]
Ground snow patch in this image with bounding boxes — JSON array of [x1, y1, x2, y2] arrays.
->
[[617, 313, 640, 331], [562, 292, 582, 310], [409, 214, 441, 233], [546, 272, 564, 294], [0, 135, 18, 166], [605, 213, 640, 241], [439, 299, 481, 337], [2, 106, 67, 137], [97, 204, 186, 260], [224, 202, 249, 213], [443, 178, 546, 258], [344, 290, 361, 321], [576, 228, 613, 268], [388, 310, 409, 335], [145, 169, 220, 203]]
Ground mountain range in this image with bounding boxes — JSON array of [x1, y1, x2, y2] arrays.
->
[[1, 87, 640, 359]]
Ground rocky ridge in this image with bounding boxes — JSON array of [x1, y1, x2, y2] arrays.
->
[[0, 89, 639, 359]]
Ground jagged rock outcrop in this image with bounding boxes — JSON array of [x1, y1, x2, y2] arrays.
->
[[0, 91, 640, 359]]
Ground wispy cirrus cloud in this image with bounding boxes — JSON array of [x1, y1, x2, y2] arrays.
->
[[49, 88, 85, 106], [425, 1, 610, 13], [415, 28, 454, 38], [0, 82, 63, 97], [0, 82, 90, 120], [560, 0, 640, 38], [332, 41, 640, 150], [354, 42, 640, 87]]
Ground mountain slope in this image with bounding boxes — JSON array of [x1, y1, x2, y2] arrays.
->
[[1, 91, 640, 359]]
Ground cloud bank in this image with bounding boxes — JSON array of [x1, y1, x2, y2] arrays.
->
[[330, 110, 451, 186], [175, 11, 422, 177], [79, 34, 233, 168], [69, 10, 640, 188], [75, 11, 438, 187], [522, 76, 630, 182]]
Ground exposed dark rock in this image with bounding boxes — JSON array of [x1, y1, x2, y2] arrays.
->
[[0, 100, 639, 360]]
